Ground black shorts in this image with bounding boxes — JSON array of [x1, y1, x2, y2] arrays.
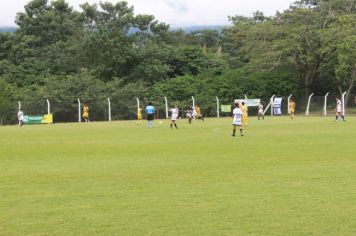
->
[[147, 114, 154, 121]]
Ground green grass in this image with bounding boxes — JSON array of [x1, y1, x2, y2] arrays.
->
[[0, 116, 355, 235]]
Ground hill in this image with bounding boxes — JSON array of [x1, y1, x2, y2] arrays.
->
[[0, 27, 17, 33]]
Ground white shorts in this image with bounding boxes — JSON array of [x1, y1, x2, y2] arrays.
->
[[232, 120, 242, 126], [171, 115, 178, 121], [337, 108, 342, 113]]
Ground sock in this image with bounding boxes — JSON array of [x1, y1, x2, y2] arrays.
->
[[240, 129, 243, 136], [232, 129, 236, 136], [336, 116, 338, 121], [341, 115, 345, 121], [174, 124, 178, 129], [170, 124, 173, 128]]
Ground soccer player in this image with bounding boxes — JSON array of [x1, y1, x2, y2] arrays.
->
[[136, 107, 143, 125], [288, 99, 296, 119], [83, 104, 89, 122], [170, 105, 179, 129], [335, 97, 346, 122], [232, 103, 244, 137], [195, 105, 204, 121], [186, 107, 193, 124], [17, 109, 24, 127], [145, 102, 155, 127], [240, 102, 248, 126], [258, 102, 264, 120]]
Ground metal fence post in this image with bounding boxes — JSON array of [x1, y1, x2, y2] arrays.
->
[[287, 94, 292, 114], [46, 99, 50, 114], [305, 93, 314, 116], [323, 92, 329, 116], [107, 98, 112, 121], [78, 98, 81, 123], [164, 97, 169, 119], [342, 91, 347, 116]]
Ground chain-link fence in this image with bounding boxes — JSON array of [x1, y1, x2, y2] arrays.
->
[[3, 94, 356, 125]]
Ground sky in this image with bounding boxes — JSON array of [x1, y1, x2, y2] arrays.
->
[[0, 0, 295, 27]]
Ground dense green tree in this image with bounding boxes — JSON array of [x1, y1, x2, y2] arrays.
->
[[0, 0, 355, 122], [323, 14, 356, 98], [38, 72, 107, 122], [224, 0, 355, 96], [15, 0, 82, 45], [0, 78, 15, 124]]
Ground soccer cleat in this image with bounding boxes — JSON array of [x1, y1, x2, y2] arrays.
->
[[231, 134, 236, 137]]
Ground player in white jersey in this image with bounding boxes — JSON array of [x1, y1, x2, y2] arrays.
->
[[335, 97, 346, 121], [232, 103, 244, 137], [258, 102, 264, 120], [186, 107, 193, 124], [170, 105, 179, 129], [17, 109, 24, 127]]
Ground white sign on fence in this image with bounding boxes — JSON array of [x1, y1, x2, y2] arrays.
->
[[273, 97, 283, 115], [234, 99, 261, 107]]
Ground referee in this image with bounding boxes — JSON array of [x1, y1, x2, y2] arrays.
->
[[145, 102, 155, 127]]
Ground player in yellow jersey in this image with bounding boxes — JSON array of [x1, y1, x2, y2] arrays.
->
[[195, 105, 204, 122], [137, 107, 143, 125], [240, 102, 248, 126], [82, 104, 89, 122], [288, 99, 296, 119]]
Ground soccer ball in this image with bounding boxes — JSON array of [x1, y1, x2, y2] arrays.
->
[[159, 121, 162, 124]]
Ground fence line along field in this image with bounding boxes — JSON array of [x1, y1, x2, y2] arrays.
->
[[1, 117, 355, 235]]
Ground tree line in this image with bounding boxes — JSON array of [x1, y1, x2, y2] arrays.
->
[[0, 0, 355, 123]]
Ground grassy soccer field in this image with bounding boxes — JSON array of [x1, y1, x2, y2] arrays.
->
[[0, 117, 355, 235]]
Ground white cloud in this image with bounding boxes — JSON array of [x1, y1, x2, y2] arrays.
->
[[0, 0, 294, 27], [125, 0, 294, 26]]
